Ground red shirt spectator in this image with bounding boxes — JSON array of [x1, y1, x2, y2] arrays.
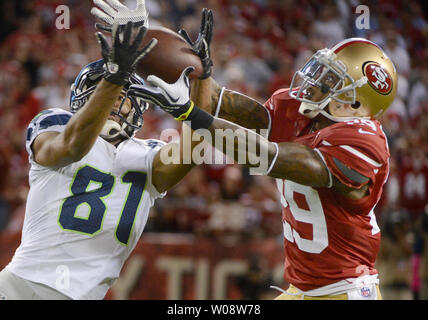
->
[[398, 151, 428, 218]]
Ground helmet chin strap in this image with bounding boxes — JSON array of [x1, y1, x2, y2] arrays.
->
[[100, 119, 129, 141], [298, 99, 331, 119], [299, 100, 370, 123], [317, 108, 370, 123]]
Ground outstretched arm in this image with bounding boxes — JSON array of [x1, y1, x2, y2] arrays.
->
[[191, 77, 271, 134], [196, 116, 330, 187], [149, 107, 327, 192], [33, 23, 156, 167], [131, 69, 372, 199], [129, 68, 330, 188], [149, 80, 270, 193], [183, 116, 368, 196]]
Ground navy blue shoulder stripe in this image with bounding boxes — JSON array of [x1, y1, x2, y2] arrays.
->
[[30, 109, 54, 124], [39, 114, 72, 130]]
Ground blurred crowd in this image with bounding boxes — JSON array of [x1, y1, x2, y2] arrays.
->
[[0, 0, 427, 299]]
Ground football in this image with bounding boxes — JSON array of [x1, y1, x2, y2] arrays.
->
[[137, 26, 204, 83]]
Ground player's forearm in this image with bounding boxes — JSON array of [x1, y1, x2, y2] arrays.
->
[[217, 90, 270, 134], [152, 158, 195, 193], [198, 117, 329, 187], [63, 80, 123, 159], [206, 117, 277, 171], [191, 77, 270, 133], [190, 77, 216, 114], [151, 125, 199, 193], [269, 142, 330, 187]]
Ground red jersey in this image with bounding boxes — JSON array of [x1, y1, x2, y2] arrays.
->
[[264, 88, 390, 291]]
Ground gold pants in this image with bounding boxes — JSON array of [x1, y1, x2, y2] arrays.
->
[[274, 284, 383, 300]]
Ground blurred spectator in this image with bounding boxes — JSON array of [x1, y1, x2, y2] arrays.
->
[[311, 4, 345, 48], [266, 53, 294, 95], [411, 217, 425, 300], [222, 38, 273, 95], [398, 142, 428, 221], [378, 208, 413, 299], [408, 67, 428, 122], [207, 165, 246, 240], [235, 254, 273, 300], [383, 30, 411, 78]]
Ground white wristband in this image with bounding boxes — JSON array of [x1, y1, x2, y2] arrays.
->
[[266, 142, 280, 175], [215, 86, 226, 117], [314, 148, 333, 188]]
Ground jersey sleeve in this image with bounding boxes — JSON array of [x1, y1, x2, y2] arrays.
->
[[263, 93, 276, 126], [317, 121, 389, 189], [263, 88, 289, 132], [25, 108, 72, 160], [263, 88, 312, 143]]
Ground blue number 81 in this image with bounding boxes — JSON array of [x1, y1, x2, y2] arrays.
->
[[58, 165, 147, 246]]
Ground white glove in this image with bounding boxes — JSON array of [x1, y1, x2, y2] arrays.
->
[[91, 0, 149, 32], [129, 67, 215, 131], [128, 67, 194, 119]]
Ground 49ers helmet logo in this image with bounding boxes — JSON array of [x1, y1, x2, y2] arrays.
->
[[363, 62, 393, 95]]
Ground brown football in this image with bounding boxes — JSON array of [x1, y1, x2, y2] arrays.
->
[[137, 26, 203, 83]]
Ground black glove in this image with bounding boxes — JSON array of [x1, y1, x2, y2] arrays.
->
[[95, 21, 157, 85], [178, 8, 213, 79]]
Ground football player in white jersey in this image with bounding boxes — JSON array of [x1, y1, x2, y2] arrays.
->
[[0, 20, 204, 300]]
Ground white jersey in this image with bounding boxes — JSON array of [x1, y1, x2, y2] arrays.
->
[[6, 108, 166, 299]]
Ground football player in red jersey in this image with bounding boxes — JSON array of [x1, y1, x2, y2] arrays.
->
[[132, 30, 398, 299]]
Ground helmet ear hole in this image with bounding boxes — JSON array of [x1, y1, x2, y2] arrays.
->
[[351, 101, 361, 109]]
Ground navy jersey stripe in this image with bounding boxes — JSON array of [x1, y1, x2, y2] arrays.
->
[[26, 127, 33, 141], [39, 114, 71, 130]]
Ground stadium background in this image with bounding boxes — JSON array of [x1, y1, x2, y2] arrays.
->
[[0, 0, 427, 300]]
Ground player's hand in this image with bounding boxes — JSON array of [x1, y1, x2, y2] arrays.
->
[[178, 8, 213, 79], [91, 0, 149, 32], [128, 67, 195, 119], [96, 21, 157, 86]]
